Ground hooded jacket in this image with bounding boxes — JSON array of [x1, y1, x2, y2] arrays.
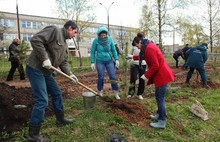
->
[[185, 44, 208, 69], [90, 26, 118, 63]]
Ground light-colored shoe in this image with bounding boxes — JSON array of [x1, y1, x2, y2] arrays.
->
[[114, 91, 120, 100], [98, 90, 103, 97], [127, 95, 132, 98], [138, 95, 143, 100], [150, 120, 166, 129], [150, 114, 159, 120]]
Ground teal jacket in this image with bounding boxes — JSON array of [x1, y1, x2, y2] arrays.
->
[[90, 26, 118, 63], [185, 44, 208, 69]]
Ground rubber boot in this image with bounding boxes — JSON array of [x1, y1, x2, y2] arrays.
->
[[114, 91, 120, 100], [150, 120, 166, 129], [55, 111, 75, 126], [26, 125, 49, 142], [185, 78, 190, 87], [202, 81, 210, 89]]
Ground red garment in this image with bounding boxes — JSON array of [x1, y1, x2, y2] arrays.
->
[[133, 42, 174, 87]]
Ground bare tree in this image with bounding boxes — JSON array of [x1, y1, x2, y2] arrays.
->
[[55, 0, 96, 67], [206, 0, 220, 52], [0, 12, 6, 41]]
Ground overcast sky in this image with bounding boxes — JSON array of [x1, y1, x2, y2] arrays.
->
[[0, 0, 143, 28]]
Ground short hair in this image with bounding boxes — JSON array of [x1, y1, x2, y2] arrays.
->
[[132, 36, 141, 46], [64, 20, 77, 30]]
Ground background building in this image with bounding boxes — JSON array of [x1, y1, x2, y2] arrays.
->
[[0, 12, 138, 57]]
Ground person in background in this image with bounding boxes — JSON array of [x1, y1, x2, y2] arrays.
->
[[185, 43, 209, 88], [173, 48, 184, 68], [115, 44, 121, 57], [132, 36, 174, 129], [6, 38, 25, 81], [182, 44, 191, 69], [25, 20, 78, 141], [126, 36, 147, 100], [90, 26, 120, 100]]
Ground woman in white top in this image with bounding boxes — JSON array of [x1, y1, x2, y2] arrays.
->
[[127, 36, 147, 100]]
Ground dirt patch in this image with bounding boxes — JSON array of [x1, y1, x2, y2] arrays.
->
[[107, 100, 150, 128], [1, 65, 220, 141]]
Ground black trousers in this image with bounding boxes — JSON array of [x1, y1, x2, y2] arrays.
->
[[173, 55, 179, 68], [6, 61, 25, 81], [128, 64, 146, 96]]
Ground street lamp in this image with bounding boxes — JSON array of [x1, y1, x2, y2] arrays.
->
[[99, 2, 114, 34]]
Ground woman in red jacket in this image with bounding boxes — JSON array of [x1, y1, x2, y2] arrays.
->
[[132, 36, 174, 128]]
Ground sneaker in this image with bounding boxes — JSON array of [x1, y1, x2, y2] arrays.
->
[[127, 95, 132, 98], [98, 90, 103, 97], [138, 95, 143, 100], [150, 120, 166, 129], [150, 114, 159, 120], [114, 91, 120, 100]]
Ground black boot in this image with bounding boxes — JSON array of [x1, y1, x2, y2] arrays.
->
[[55, 111, 75, 126], [202, 81, 210, 89], [185, 78, 190, 84], [26, 125, 49, 142]]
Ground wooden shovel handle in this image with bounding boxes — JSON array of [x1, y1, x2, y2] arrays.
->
[[50, 66, 98, 95]]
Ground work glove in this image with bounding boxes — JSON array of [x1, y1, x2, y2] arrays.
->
[[91, 63, 95, 71], [70, 74, 78, 83], [126, 55, 133, 60], [140, 74, 148, 81], [42, 59, 52, 69], [115, 60, 119, 68]]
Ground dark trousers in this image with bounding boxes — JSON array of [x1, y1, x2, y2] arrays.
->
[[186, 67, 207, 81], [128, 64, 146, 96], [6, 61, 25, 81], [173, 55, 179, 68]]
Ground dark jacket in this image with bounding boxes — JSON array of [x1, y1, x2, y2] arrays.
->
[[8, 42, 20, 62], [173, 49, 184, 59], [27, 26, 72, 76], [185, 45, 208, 69]]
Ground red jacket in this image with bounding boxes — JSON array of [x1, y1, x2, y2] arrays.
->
[[134, 42, 174, 87]]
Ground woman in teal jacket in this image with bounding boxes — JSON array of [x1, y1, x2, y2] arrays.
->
[[185, 43, 209, 88], [90, 26, 120, 99]]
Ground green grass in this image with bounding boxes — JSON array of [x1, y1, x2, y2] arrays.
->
[[1, 55, 220, 142], [8, 87, 220, 142]]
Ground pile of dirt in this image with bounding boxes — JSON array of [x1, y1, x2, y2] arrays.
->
[[0, 82, 54, 140], [108, 100, 150, 128]]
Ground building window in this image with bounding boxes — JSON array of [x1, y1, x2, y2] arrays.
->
[[22, 34, 32, 41], [3, 34, 17, 40], [22, 21, 42, 29], [0, 19, 15, 27]]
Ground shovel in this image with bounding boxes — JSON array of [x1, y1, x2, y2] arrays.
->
[[50, 66, 113, 102]]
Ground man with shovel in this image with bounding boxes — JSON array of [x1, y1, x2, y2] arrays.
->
[[26, 20, 78, 141]]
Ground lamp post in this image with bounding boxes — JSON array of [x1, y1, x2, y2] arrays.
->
[[99, 2, 114, 33], [16, 0, 21, 39]]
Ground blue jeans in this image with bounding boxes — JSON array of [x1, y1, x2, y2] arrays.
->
[[26, 65, 63, 125], [96, 60, 118, 91], [155, 84, 167, 121]]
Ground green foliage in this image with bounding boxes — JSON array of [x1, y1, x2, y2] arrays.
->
[[15, 41, 30, 63]]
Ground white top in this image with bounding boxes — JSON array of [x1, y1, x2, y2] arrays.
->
[[128, 46, 147, 65]]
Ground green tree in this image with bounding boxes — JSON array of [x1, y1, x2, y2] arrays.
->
[[179, 20, 209, 46]]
